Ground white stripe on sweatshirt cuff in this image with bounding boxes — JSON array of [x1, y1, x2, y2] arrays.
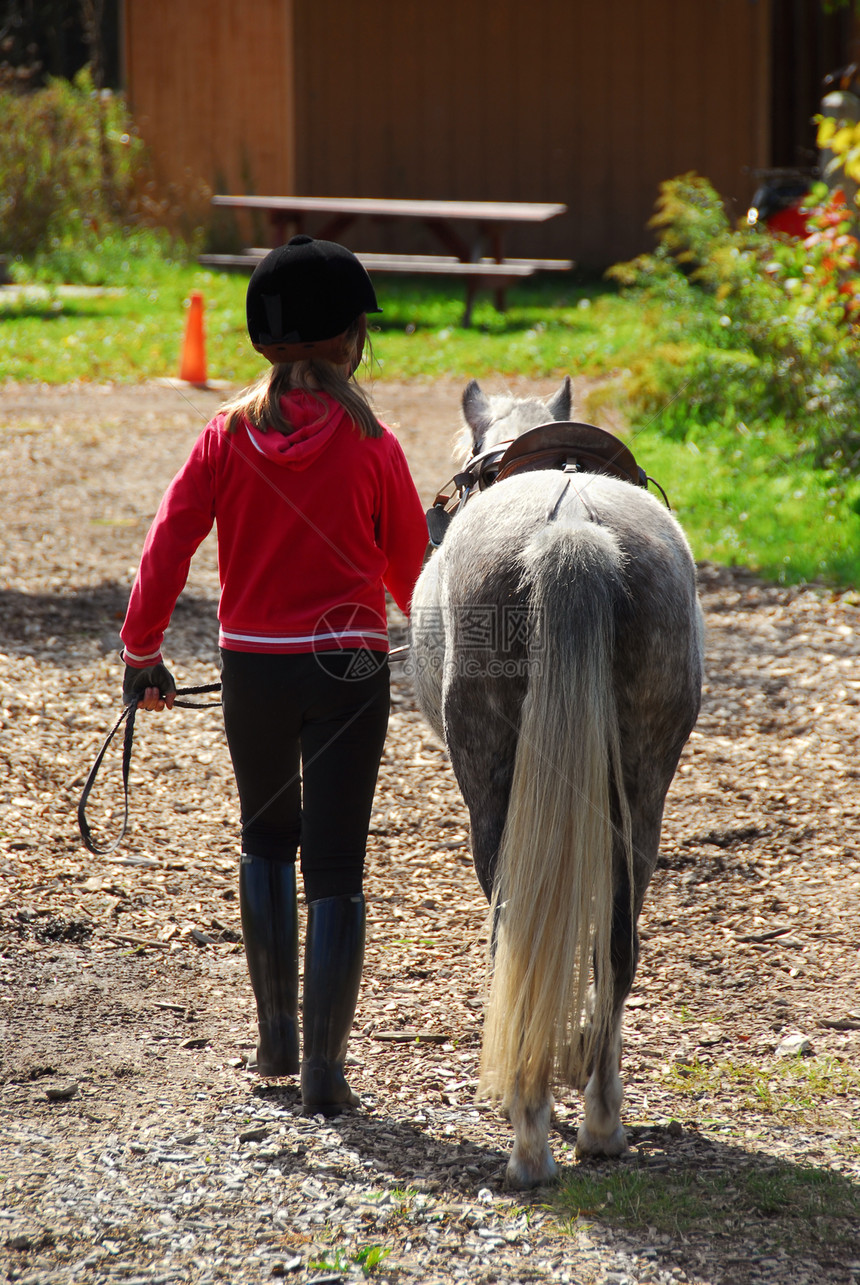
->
[[122, 647, 163, 664]]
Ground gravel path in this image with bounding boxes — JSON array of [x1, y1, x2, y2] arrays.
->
[[1, 379, 858, 1285]]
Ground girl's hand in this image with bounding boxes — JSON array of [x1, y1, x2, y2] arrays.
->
[[136, 685, 176, 712], [122, 661, 176, 711]]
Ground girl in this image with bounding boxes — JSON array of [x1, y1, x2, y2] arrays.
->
[[121, 236, 428, 1113]]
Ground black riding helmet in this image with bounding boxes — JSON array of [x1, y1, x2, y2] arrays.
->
[[246, 235, 380, 354]]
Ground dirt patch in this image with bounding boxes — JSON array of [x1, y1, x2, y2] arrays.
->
[[1, 378, 858, 1285]]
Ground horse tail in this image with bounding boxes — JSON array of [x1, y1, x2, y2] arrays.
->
[[478, 519, 633, 1107]]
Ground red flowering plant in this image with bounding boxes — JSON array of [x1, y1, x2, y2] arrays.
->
[[797, 185, 860, 325], [799, 112, 860, 323]]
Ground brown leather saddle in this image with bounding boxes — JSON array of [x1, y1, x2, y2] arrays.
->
[[427, 420, 666, 547]]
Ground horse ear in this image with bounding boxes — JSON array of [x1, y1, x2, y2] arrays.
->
[[545, 375, 572, 422], [462, 379, 492, 440]]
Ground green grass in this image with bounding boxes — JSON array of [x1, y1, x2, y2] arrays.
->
[[550, 1054, 860, 1245], [551, 1053, 860, 1259], [0, 269, 635, 385], [0, 265, 254, 385], [551, 1161, 860, 1257], [369, 277, 645, 379], [630, 419, 860, 586], [663, 1055, 860, 1127], [308, 1244, 391, 1277], [3, 254, 860, 586]]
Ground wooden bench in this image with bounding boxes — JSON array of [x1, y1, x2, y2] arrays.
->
[[199, 249, 572, 325], [206, 194, 572, 324]]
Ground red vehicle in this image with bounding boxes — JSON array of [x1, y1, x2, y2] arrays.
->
[[746, 170, 816, 238]]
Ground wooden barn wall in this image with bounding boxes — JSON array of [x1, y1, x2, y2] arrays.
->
[[770, 0, 858, 169], [122, 0, 295, 230], [123, 0, 774, 266], [292, 0, 772, 267]]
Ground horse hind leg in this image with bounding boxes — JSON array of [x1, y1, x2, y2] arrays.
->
[[482, 894, 559, 1187], [575, 870, 641, 1158], [575, 1014, 627, 1157], [506, 1077, 557, 1189], [451, 725, 559, 1188], [575, 803, 663, 1157], [445, 689, 558, 1185]]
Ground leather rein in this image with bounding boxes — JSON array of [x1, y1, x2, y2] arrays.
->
[[426, 419, 670, 547], [77, 684, 222, 856]]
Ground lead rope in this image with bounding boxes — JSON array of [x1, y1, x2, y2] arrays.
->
[[77, 683, 222, 857]]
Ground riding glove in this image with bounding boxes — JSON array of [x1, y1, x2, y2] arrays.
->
[[122, 659, 176, 706]]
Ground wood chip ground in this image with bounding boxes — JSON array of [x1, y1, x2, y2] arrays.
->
[[1, 379, 858, 1285]]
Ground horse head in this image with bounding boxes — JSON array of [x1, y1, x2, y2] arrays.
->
[[456, 375, 572, 460]]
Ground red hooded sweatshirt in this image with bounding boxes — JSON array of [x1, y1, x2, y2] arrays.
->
[[121, 391, 428, 666]]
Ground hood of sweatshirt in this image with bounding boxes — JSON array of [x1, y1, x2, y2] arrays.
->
[[238, 391, 349, 470]]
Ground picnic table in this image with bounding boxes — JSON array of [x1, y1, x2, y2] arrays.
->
[[203, 194, 572, 324]]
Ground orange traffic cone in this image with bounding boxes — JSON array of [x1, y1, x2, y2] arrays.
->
[[179, 291, 207, 385]]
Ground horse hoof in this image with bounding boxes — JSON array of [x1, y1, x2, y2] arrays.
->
[[504, 1150, 558, 1190], [575, 1123, 628, 1158]]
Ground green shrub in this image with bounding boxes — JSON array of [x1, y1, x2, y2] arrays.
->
[[26, 224, 194, 287], [606, 172, 860, 468], [0, 68, 149, 260]]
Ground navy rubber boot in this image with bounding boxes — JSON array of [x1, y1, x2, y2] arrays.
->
[[300, 893, 365, 1115], [239, 854, 300, 1076]]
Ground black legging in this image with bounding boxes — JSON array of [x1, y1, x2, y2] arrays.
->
[[220, 649, 390, 902]]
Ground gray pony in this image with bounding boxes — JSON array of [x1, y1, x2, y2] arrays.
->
[[410, 378, 704, 1188]]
